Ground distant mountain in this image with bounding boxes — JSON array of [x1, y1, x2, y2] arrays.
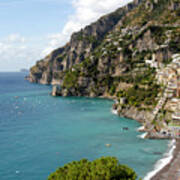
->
[[20, 68, 29, 73]]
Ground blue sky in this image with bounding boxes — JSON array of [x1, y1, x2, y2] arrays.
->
[[0, 0, 72, 38], [0, 0, 132, 72]]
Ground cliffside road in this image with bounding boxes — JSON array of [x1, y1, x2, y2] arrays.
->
[[152, 140, 180, 180]]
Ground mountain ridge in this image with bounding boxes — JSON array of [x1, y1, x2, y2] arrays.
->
[[27, 0, 144, 84], [27, 0, 180, 137]]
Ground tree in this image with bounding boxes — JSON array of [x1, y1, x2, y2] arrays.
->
[[48, 157, 137, 180]]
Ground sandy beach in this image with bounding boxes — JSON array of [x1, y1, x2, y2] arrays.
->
[[151, 139, 180, 180]]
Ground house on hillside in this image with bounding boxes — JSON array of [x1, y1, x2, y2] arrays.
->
[[172, 113, 180, 126]]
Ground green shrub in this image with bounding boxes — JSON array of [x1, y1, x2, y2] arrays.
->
[[63, 71, 79, 89], [109, 85, 116, 95], [48, 157, 137, 180]]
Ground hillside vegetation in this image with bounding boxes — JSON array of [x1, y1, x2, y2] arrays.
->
[[48, 157, 137, 180]]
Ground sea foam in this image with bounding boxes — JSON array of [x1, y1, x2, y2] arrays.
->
[[137, 126, 145, 131], [143, 139, 176, 180], [111, 109, 118, 115], [138, 132, 148, 139]]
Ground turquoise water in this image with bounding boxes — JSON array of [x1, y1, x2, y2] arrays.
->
[[0, 72, 169, 180]]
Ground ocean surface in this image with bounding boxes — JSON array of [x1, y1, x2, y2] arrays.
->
[[0, 72, 169, 180]]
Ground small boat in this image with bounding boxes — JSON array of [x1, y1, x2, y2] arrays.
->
[[122, 127, 129, 131]]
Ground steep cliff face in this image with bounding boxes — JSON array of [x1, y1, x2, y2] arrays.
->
[[28, 0, 180, 132], [28, 0, 180, 86], [57, 0, 180, 97], [28, 0, 144, 84], [48, 0, 180, 132]]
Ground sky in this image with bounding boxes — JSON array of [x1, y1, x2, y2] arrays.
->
[[0, 0, 132, 72]]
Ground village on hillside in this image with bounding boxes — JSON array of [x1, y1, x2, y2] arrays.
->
[[149, 53, 180, 138]]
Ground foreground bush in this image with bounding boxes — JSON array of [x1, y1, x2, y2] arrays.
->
[[48, 156, 137, 180]]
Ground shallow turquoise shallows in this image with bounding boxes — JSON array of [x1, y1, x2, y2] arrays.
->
[[0, 72, 169, 180]]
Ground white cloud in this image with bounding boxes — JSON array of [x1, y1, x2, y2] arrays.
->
[[0, 34, 27, 59], [67, 0, 133, 31], [42, 0, 132, 56], [7, 34, 26, 43], [41, 33, 66, 56], [0, 0, 133, 71], [0, 34, 26, 57], [0, 34, 44, 71]]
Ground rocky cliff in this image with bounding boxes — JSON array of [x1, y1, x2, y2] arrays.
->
[[27, 0, 144, 84], [28, 0, 180, 134]]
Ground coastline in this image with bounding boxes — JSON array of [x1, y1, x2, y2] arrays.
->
[[53, 89, 180, 179], [144, 139, 176, 180], [37, 84, 180, 179], [112, 107, 179, 180], [150, 139, 180, 180]]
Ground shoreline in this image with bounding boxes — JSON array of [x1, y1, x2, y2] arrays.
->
[[112, 107, 180, 180], [54, 93, 180, 180], [150, 139, 180, 180], [144, 139, 176, 180], [37, 86, 180, 179]]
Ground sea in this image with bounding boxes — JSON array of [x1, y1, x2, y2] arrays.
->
[[0, 72, 170, 180]]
